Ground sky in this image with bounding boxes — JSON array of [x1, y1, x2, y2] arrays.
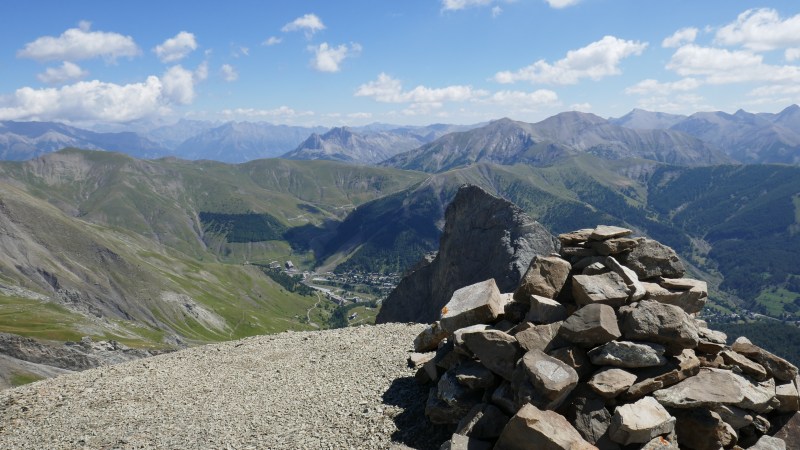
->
[[2, 0, 800, 128]]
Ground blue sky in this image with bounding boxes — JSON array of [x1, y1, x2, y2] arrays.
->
[[2, 0, 800, 128]]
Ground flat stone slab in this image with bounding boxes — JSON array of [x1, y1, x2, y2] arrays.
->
[[514, 256, 572, 301], [520, 350, 579, 410], [572, 272, 631, 307], [732, 337, 799, 382], [589, 367, 638, 399], [588, 341, 667, 369], [559, 303, 621, 348], [589, 225, 633, 241], [494, 403, 596, 450], [653, 368, 747, 409], [526, 295, 568, 324]]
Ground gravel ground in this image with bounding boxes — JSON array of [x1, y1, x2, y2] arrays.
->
[[0, 323, 451, 449]]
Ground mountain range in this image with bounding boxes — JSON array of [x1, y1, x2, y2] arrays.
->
[[2, 105, 800, 166]]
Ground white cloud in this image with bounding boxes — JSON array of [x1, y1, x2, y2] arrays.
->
[[161, 65, 196, 105], [715, 8, 800, 52], [494, 36, 648, 85], [748, 84, 800, 98], [625, 78, 701, 96], [635, 94, 710, 113], [544, 0, 581, 8], [220, 106, 314, 120], [0, 77, 165, 123], [220, 64, 238, 82], [355, 73, 488, 104], [263, 36, 282, 46], [154, 31, 197, 63], [570, 102, 592, 111], [491, 6, 503, 17], [282, 13, 325, 38], [486, 89, 559, 106], [194, 61, 209, 81], [662, 27, 698, 48], [664, 44, 800, 84], [441, 0, 492, 11], [309, 43, 361, 73], [17, 21, 139, 62], [37, 61, 88, 84], [786, 48, 800, 62]]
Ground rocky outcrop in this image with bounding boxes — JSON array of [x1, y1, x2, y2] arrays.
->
[[376, 185, 557, 324], [406, 225, 799, 449]]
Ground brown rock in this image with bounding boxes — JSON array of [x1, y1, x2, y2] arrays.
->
[[642, 278, 707, 314], [618, 238, 685, 279], [772, 411, 800, 449], [559, 303, 622, 347], [454, 360, 497, 390], [453, 324, 490, 356], [490, 381, 516, 416], [589, 367, 638, 399], [559, 386, 615, 445], [414, 321, 449, 352], [776, 380, 800, 413], [606, 256, 646, 301], [589, 225, 634, 241], [426, 386, 481, 424], [462, 329, 521, 381], [672, 408, 736, 450], [409, 351, 436, 368], [732, 337, 799, 382], [549, 346, 594, 380], [653, 368, 747, 409], [514, 256, 572, 301], [588, 341, 667, 369], [572, 272, 631, 308], [519, 350, 579, 410], [749, 435, 788, 450], [526, 295, 568, 324], [558, 228, 595, 246], [720, 349, 769, 381], [619, 300, 699, 350], [515, 322, 566, 353], [455, 403, 510, 440], [592, 237, 639, 256], [440, 279, 506, 333], [438, 433, 492, 450], [494, 403, 597, 450], [624, 349, 701, 400], [609, 396, 675, 445]]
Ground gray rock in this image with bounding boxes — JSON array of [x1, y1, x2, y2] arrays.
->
[[549, 346, 594, 380], [455, 403, 509, 440], [609, 396, 675, 445], [643, 278, 707, 314], [408, 352, 436, 369], [454, 360, 497, 390], [559, 304, 622, 347], [713, 404, 754, 430], [589, 225, 634, 241], [720, 349, 768, 381], [414, 321, 449, 352], [439, 279, 505, 333], [377, 185, 557, 324], [582, 262, 608, 275], [619, 300, 699, 350], [776, 380, 800, 413], [749, 435, 787, 450], [732, 337, 799, 382], [772, 411, 800, 448], [514, 322, 566, 353], [589, 367, 638, 399], [653, 368, 746, 408], [452, 324, 490, 356], [560, 386, 614, 445], [519, 350, 579, 410], [618, 238, 685, 279], [526, 295, 568, 324], [494, 403, 595, 450], [462, 329, 521, 381], [558, 228, 595, 246], [490, 381, 516, 416], [426, 386, 481, 424], [624, 349, 701, 400], [588, 341, 667, 369], [592, 237, 639, 256], [672, 408, 736, 450], [572, 272, 631, 308], [514, 255, 572, 301], [605, 256, 646, 301], [439, 434, 492, 450], [738, 377, 777, 414]]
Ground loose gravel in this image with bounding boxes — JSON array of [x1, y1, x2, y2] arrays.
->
[[0, 323, 450, 449]]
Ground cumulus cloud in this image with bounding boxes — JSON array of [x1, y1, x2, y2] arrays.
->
[[17, 21, 139, 62], [715, 8, 800, 52], [282, 13, 325, 38], [441, 0, 492, 10], [491, 6, 503, 17], [356, 73, 487, 104], [664, 44, 800, 84], [662, 27, 698, 48], [154, 31, 197, 63], [309, 43, 361, 73], [194, 61, 209, 81], [220, 64, 238, 82], [544, 0, 581, 8], [37, 61, 88, 84], [0, 63, 208, 123], [786, 48, 800, 62], [625, 78, 701, 96], [262, 36, 282, 46], [570, 102, 592, 111], [493, 36, 648, 85]]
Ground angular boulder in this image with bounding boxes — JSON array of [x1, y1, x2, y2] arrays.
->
[[592, 237, 639, 256], [619, 300, 699, 350], [494, 403, 596, 450], [440, 279, 505, 333], [624, 349, 701, 400], [589, 225, 634, 241], [462, 329, 521, 381], [519, 350, 579, 410], [455, 403, 510, 440], [414, 321, 449, 352], [605, 256, 646, 301], [588, 367, 638, 399], [526, 295, 568, 324], [653, 368, 747, 409], [609, 396, 675, 445], [720, 349, 768, 381], [618, 238, 685, 279], [732, 337, 799, 382], [514, 322, 565, 353], [514, 256, 572, 301], [572, 272, 631, 307], [559, 303, 621, 348], [671, 408, 736, 450]]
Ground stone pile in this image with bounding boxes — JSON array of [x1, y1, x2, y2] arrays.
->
[[408, 225, 800, 450]]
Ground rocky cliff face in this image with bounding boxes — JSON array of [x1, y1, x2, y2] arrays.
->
[[376, 185, 558, 324]]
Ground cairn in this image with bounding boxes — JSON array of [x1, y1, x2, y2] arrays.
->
[[409, 225, 800, 449]]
